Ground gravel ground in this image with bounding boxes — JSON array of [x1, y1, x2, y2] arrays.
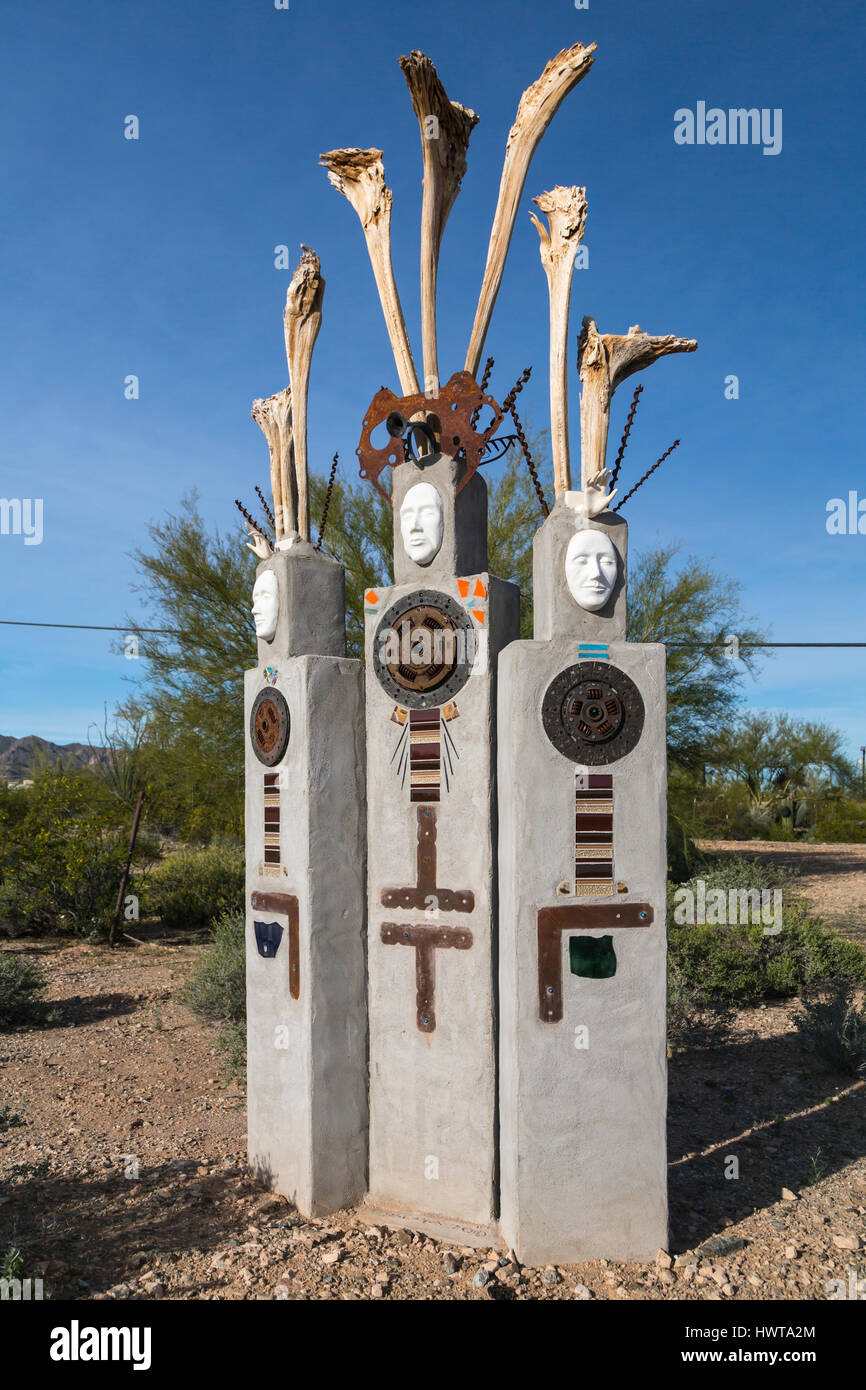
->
[[698, 840, 866, 944], [1, 936, 864, 1301]]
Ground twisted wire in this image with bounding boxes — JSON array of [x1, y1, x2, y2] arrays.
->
[[610, 384, 643, 489], [509, 403, 549, 517], [316, 452, 340, 551], [501, 365, 532, 415], [470, 356, 495, 430], [254, 485, 276, 533], [614, 439, 680, 510]]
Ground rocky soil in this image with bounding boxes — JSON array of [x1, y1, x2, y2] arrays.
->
[[700, 840, 866, 945], [0, 935, 864, 1301]]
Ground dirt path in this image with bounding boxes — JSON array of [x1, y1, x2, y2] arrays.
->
[[699, 841, 866, 944], [1, 937, 864, 1301]]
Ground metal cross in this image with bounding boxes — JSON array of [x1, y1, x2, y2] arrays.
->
[[380, 806, 474, 1032]]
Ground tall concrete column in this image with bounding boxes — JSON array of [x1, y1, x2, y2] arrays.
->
[[363, 453, 519, 1243], [245, 541, 367, 1217], [497, 500, 668, 1264]]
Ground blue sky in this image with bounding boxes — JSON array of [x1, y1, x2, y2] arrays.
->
[[0, 0, 864, 755]]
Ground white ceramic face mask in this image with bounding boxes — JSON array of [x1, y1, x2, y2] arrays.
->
[[252, 570, 280, 641], [564, 530, 619, 612], [400, 482, 444, 566]]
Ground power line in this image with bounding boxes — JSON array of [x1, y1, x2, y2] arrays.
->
[[667, 642, 866, 649], [0, 621, 865, 649], [0, 620, 173, 633]]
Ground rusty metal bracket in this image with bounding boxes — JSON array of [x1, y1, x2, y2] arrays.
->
[[356, 371, 503, 501], [380, 922, 473, 1032], [250, 891, 300, 1000], [380, 805, 475, 912], [537, 901, 654, 1022]]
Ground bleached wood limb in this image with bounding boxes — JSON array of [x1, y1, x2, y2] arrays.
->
[[283, 246, 325, 543], [399, 50, 479, 395], [530, 185, 587, 498], [465, 42, 596, 379], [319, 147, 419, 396], [251, 387, 295, 540], [577, 318, 698, 488]]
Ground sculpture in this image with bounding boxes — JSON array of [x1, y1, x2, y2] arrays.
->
[[251, 570, 279, 641], [399, 481, 444, 566], [241, 38, 699, 1266], [564, 529, 619, 611], [250, 247, 325, 546]]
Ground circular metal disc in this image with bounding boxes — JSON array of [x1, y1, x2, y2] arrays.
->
[[372, 589, 476, 709], [250, 687, 291, 766], [542, 661, 645, 765]]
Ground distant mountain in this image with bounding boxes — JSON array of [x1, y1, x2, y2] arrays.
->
[[0, 735, 105, 783]]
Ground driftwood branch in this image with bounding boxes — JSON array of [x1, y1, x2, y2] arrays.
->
[[283, 246, 324, 542], [577, 318, 697, 488], [399, 50, 478, 394], [320, 147, 419, 395], [465, 42, 596, 378], [251, 387, 295, 539], [530, 185, 587, 498]]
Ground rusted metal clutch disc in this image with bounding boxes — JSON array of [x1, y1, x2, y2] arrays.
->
[[542, 661, 645, 765], [372, 589, 475, 709], [250, 687, 291, 766]]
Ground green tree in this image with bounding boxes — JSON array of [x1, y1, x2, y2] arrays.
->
[[122, 448, 551, 834], [122, 445, 771, 836], [627, 543, 768, 769], [707, 711, 854, 813]]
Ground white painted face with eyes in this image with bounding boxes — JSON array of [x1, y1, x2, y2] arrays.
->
[[251, 570, 279, 641], [564, 530, 619, 612], [400, 481, 444, 566]]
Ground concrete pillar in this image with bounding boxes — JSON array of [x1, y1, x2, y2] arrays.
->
[[497, 500, 668, 1264], [363, 454, 519, 1243], [245, 542, 367, 1217]]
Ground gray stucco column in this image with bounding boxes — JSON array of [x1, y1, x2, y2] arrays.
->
[[362, 453, 519, 1244], [497, 501, 669, 1263], [245, 543, 368, 1217]]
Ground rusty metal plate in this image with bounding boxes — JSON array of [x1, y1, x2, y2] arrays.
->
[[537, 901, 654, 1022], [380, 805, 474, 913], [542, 662, 645, 765], [372, 589, 475, 709], [380, 923, 473, 1032], [250, 891, 300, 999], [357, 371, 503, 501], [250, 688, 291, 767]]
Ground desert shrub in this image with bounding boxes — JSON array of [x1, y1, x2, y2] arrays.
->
[[0, 952, 50, 1029], [794, 981, 866, 1076], [0, 770, 154, 938], [1, 1247, 25, 1281], [667, 960, 735, 1047], [0, 1103, 25, 1132], [182, 912, 246, 1082], [682, 783, 759, 841], [142, 841, 244, 930], [668, 858, 866, 1017], [667, 811, 705, 883], [216, 1020, 247, 1083], [810, 797, 866, 844]]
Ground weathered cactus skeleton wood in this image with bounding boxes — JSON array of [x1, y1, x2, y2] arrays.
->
[[247, 40, 697, 539], [530, 185, 587, 499]]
